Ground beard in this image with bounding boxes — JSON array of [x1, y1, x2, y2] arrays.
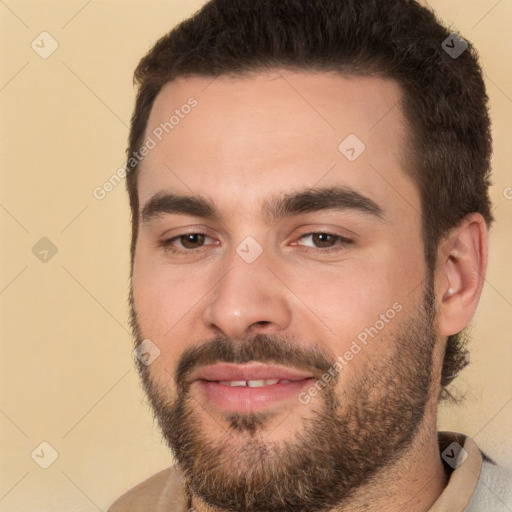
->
[[130, 281, 437, 512]]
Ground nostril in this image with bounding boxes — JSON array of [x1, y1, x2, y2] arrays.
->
[[252, 321, 270, 328]]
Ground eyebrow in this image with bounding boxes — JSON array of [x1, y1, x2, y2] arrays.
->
[[263, 186, 383, 223], [141, 192, 217, 223], [140, 186, 383, 225]]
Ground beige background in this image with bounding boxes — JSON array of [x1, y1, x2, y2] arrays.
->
[[0, 1, 511, 510]]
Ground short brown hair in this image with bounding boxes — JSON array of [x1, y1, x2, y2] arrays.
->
[[126, 0, 493, 397]]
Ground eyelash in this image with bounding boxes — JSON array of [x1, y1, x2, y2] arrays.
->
[[295, 232, 353, 252], [159, 233, 217, 255], [159, 231, 353, 255]]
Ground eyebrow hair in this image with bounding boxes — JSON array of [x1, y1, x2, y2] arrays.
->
[[262, 186, 383, 223], [140, 186, 383, 225], [141, 192, 217, 224]]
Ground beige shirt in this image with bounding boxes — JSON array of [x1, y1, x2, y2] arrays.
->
[[107, 432, 493, 512]]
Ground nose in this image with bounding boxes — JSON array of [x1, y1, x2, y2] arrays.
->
[[201, 251, 292, 340]]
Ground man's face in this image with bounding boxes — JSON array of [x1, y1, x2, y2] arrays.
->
[[131, 71, 439, 510]]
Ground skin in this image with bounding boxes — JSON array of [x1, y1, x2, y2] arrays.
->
[[132, 70, 487, 511]]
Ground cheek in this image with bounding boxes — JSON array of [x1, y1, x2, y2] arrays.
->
[[133, 243, 199, 334], [301, 252, 419, 324], [132, 252, 221, 379], [132, 270, 187, 397], [132, 255, 189, 371], [287, 246, 423, 360]]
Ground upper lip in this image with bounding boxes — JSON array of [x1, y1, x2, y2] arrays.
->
[[191, 362, 314, 382]]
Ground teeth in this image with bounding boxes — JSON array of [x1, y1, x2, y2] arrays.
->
[[218, 379, 281, 387], [219, 380, 247, 387], [248, 379, 280, 387]]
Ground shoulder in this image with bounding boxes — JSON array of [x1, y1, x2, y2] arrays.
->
[[107, 465, 187, 512], [466, 457, 512, 511]]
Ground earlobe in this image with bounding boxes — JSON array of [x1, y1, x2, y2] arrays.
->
[[436, 213, 488, 336]]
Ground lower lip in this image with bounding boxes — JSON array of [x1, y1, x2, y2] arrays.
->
[[195, 379, 314, 413]]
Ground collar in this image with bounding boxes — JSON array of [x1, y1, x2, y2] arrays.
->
[[428, 431, 483, 512]]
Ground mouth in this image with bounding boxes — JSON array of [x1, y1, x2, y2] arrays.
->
[[191, 362, 315, 413], [216, 378, 296, 387]]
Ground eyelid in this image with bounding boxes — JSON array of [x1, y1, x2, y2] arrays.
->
[[292, 231, 353, 249], [158, 229, 219, 253], [158, 226, 354, 256], [291, 223, 355, 240], [176, 233, 217, 246]]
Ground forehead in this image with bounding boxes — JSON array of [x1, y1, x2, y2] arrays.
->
[[138, 70, 419, 222]]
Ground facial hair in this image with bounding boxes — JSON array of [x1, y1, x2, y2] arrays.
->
[[130, 283, 437, 512]]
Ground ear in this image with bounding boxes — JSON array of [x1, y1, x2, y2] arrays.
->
[[435, 213, 488, 336]]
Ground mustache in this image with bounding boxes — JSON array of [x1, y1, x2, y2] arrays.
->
[[174, 334, 336, 392]]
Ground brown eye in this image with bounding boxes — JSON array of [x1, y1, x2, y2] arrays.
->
[[311, 233, 337, 248], [295, 232, 353, 252], [179, 233, 206, 249], [160, 232, 218, 255]]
